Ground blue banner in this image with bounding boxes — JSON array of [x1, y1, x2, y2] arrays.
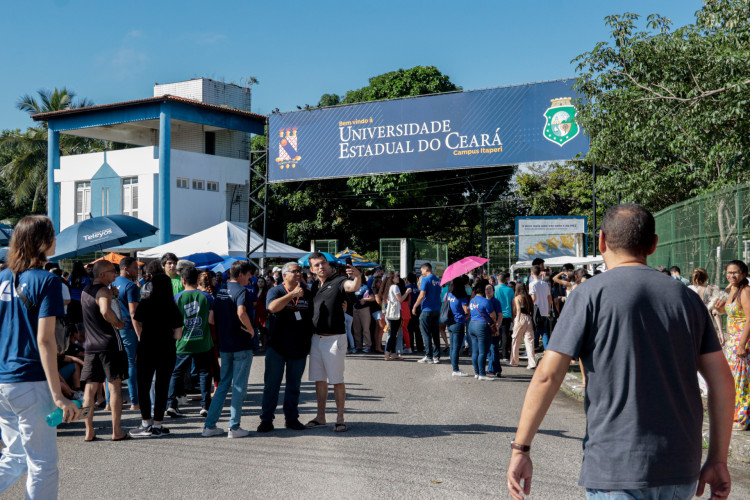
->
[[268, 78, 588, 182]]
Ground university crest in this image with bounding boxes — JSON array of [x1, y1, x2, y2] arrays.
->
[[542, 98, 579, 147], [275, 127, 301, 169]]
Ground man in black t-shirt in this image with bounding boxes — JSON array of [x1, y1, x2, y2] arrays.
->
[[257, 262, 313, 432], [305, 253, 361, 433], [80, 260, 127, 442]]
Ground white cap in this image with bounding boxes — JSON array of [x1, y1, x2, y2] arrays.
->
[[272, 266, 281, 272]]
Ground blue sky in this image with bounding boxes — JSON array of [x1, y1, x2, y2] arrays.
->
[[0, 0, 704, 131]]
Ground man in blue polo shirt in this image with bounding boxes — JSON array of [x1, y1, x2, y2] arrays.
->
[[494, 272, 515, 361], [412, 262, 442, 364], [113, 256, 140, 410]]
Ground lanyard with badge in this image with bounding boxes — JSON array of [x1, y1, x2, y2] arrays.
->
[[285, 284, 302, 321]]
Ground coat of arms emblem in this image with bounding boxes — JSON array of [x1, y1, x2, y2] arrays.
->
[[275, 127, 301, 169], [542, 98, 579, 147]]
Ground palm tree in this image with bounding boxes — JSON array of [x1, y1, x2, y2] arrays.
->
[[0, 88, 102, 212]]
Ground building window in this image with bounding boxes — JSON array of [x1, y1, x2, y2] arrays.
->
[[192, 179, 205, 190], [206, 181, 219, 192], [122, 177, 138, 218], [75, 181, 91, 222], [101, 187, 109, 216], [176, 177, 189, 189], [205, 131, 216, 155]]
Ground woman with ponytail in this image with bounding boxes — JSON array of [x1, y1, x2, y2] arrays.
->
[[716, 260, 750, 430]]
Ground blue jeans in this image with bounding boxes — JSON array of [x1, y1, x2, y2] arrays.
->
[[448, 323, 465, 372], [419, 310, 440, 359], [344, 313, 355, 349], [534, 316, 549, 350], [468, 321, 491, 376], [586, 482, 698, 500], [205, 350, 253, 430], [119, 328, 139, 405], [0, 381, 59, 499], [260, 346, 307, 423], [168, 351, 213, 409], [487, 330, 502, 374]]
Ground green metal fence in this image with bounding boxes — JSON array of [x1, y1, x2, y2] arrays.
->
[[648, 184, 750, 286], [379, 239, 401, 272]]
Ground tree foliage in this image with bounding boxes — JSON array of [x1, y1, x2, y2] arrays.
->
[[573, 0, 750, 211], [0, 88, 104, 212]]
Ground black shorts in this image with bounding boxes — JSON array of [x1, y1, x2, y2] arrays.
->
[[81, 351, 128, 383]]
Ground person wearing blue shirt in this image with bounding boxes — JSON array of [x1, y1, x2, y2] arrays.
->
[[485, 284, 504, 376], [494, 273, 515, 361], [352, 283, 375, 352], [203, 261, 256, 438], [445, 278, 470, 376], [113, 256, 141, 410], [468, 283, 497, 380], [0, 216, 79, 499], [412, 263, 443, 363]]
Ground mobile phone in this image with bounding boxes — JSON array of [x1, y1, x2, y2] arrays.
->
[[78, 404, 93, 420], [346, 257, 353, 266]]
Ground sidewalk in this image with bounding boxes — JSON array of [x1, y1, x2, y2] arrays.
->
[[560, 370, 750, 463]]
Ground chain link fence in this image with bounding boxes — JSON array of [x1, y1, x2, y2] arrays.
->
[[648, 184, 750, 285]]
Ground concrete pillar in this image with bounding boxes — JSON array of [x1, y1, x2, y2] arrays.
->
[[47, 129, 60, 231], [158, 105, 171, 244]]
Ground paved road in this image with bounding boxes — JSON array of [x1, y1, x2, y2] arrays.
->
[[6, 353, 750, 499]]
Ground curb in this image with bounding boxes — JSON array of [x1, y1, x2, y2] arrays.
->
[[560, 371, 750, 463]]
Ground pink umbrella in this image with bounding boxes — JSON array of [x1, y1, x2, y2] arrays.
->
[[440, 256, 489, 286]]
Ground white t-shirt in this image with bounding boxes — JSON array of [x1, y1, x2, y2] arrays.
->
[[529, 279, 551, 317], [61, 283, 70, 314], [388, 284, 400, 305]]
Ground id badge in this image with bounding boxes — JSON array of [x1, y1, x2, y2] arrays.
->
[[294, 311, 302, 321]]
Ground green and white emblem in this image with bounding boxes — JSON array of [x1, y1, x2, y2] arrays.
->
[[543, 97, 579, 147]]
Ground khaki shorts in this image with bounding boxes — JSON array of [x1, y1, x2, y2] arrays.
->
[[309, 334, 346, 384]]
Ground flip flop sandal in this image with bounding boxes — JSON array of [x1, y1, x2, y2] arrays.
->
[[84, 436, 99, 442], [305, 419, 326, 428], [112, 434, 131, 441], [334, 423, 347, 433]]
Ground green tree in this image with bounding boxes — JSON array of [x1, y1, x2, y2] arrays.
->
[[573, 0, 750, 211], [0, 88, 102, 212]]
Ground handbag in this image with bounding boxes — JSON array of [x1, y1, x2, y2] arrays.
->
[[13, 271, 68, 354], [473, 297, 498, 335], [385, 299, 401, 320]]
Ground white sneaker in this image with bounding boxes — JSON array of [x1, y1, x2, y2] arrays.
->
[[228, 427, 250, 439], [403, 348, 412, 354], [202, 426, 224, 437], [478, 375, 495, 381], [417, 356, 431, 363], [474, 374, 479, 379], [432, 357, 440, 364], [452, 370, 470, 377]]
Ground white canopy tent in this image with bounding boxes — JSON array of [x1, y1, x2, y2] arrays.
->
[[137, 221, 307, 260], [510, 255, 606, 280]]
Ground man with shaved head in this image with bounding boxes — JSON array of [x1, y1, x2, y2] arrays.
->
[[81, 260, 128, 441]]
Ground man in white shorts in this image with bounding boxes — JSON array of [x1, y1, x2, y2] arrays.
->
[[305, 253, 361, 432]]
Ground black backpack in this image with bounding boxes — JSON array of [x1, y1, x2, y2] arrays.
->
[[439, 295, 455, 326]]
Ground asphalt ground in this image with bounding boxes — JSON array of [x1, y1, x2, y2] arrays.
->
[[4, 352, 750, 499]]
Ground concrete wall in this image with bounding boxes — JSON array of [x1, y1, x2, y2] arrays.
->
[[55, 146, 248, 239]]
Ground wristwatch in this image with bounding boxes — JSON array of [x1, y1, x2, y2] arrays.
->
[[511, 440, 531, 452]]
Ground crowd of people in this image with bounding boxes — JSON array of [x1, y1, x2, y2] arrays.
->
[[0, 206, 748, 498]]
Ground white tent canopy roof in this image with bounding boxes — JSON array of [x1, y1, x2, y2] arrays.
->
[[512, 255, 605, 268], [137, 221, 307, 260]]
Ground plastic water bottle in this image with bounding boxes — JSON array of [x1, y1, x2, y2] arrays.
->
[[46, 400, 83, 427]]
